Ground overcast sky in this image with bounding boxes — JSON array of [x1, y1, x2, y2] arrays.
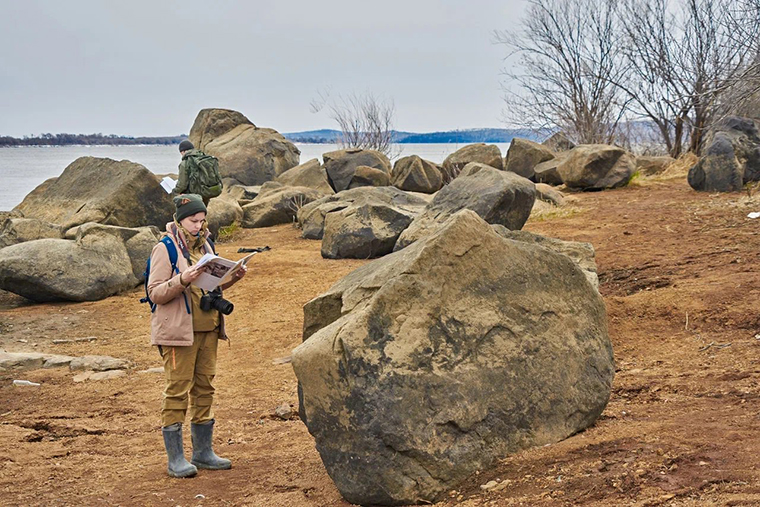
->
[[0, 0, 527, 136]]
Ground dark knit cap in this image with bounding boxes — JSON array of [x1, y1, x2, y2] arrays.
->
[[173, 194, 207, 221], [178, 140, 194, 152]]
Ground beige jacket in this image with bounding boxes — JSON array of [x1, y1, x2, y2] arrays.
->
[[148, 224, 232, 346]]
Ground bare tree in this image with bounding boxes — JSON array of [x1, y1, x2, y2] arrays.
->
[[495, 0, 628, 145], [617, 0, 760, 157], [311, 91, 396, 157]]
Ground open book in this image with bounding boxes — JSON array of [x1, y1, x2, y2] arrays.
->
[[191, 251, 257, 291], [160, 176, 178, 194]]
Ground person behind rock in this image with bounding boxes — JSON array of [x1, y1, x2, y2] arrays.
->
[[147, 194, 246, 478], [175, 140, 223, 206]]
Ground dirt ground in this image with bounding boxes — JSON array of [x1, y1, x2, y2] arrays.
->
[[3, 174, 760, 506]]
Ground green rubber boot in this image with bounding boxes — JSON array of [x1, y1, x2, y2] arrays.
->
[[162, 423, 197, 478], [190, 419, 231, 470]]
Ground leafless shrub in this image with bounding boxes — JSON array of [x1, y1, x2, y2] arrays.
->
[[311, 90, 396, 157], [288, 195, 308, 229]]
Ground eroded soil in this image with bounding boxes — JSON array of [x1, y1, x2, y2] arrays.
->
[[2, 176, 760, 506]]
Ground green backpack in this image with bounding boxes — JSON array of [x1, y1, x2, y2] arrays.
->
[[185, 151, 223, 199]]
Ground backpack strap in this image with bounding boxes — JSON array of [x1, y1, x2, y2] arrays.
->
[[141, 236, 190, 314], [161, 236, 179, 274]]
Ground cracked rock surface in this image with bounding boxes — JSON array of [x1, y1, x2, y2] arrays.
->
[[292, 209, 614, 505]]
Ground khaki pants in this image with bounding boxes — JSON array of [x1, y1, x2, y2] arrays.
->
[[160, 330, 219, 427]]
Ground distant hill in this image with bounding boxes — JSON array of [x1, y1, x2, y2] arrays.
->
[[283, 128, 542, 144]]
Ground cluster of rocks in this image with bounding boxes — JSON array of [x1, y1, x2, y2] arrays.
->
[[0, 107, 643, 301]]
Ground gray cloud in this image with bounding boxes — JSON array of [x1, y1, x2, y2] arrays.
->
[[0, 0, 527, 136]]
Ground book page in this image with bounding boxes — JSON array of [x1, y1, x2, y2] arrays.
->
[[192, 257, 236, 291], [160, 176, 177, 194], [218, 252, 257, 285]]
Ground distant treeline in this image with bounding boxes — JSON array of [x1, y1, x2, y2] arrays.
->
[[0, 133, 185, 147], [283, 128, 541, 144]]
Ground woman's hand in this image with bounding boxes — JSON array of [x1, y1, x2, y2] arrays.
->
[[180, 265, 205, 286], [233, 265, 247, 281]]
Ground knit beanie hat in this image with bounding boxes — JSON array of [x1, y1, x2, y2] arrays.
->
[[178, 140, 194, 152], [173, 194, 207, 221]]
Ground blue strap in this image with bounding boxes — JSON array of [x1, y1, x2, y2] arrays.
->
[[143, 236, 190, 315], [161, 236, 179, 274]]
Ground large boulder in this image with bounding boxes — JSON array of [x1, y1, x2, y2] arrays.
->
[[395, 166, 535, 250], [542, 132, 576, 152], [188, 108, 255, 150], [0, 218, 62, 249], [688, 116, 760, 192], [0, 223, 160, 302], [533, 155, 565, 185], [321, 203, 415, 259], [534, 183, 565, 207], [276, 159, 334, 194], [188, 108, 300, 186], [491, 226, 598, 290], [297, 187, 430, 241], [504, 138, 555, 180], [206, 196, 244, 237], [348, 166, 391, 188], [557, 145, 636, 190], [441, 143, 503, 181], [241, 185, 325, 228], [391, 156, 444, 193], [323, 149, 391, 192], [14, 157, 173, 231], [293, 210, 614, 505], [636, 156, 675, 176], [222, 182, 261, 202]]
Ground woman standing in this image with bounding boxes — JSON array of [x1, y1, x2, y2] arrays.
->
[[147, 194, 246, 478]]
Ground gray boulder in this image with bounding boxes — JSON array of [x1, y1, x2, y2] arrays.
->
[[533, 155, 565, 185], [557, 145, 636, 190], [276, 158, 334, 194], [323, 149, 391, 192], [348, 166, 391, 188], [206, 196, 244, 237], [441, 143, 503, 182], [542, 132, 576, 152], [395, 166, 535, 250], [14, 157, 173, 231], [242, 186, 325, 228], [189, 108, 255, 150], [636, 156, 675, 176], [491, 226, 598, 290], [0, 223, 160, 302], [188, 108, 300, 186], [223, 181, 261, 202], [293, 210, 614, 505], [504, 138, 555, 180], [688, 116, 760, 192], [0, 218, 62, 248], [534, 183, 565, 207], [321, 204, 415, 259], [297, 187, 429, 241], [391, 156, 443, 193]]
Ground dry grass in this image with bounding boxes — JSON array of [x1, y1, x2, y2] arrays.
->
[[649, 152, 697, 181], [528, 202, 586, 222]]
